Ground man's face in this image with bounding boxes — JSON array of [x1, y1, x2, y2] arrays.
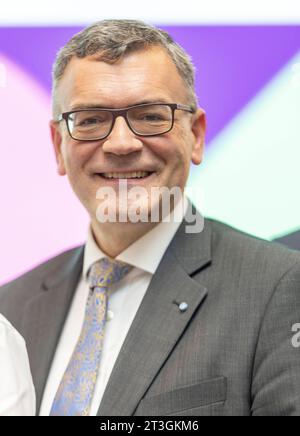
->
[[50, 46, 206, 223]]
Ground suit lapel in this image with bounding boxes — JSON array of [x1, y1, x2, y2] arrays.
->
[[21, 246, 84, 413], [20, 202, 211, 416], [98, 206, 212, 416]]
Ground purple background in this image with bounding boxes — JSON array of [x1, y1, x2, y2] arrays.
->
[[0, 25, 299, 284], [1, 26, 300, 143]]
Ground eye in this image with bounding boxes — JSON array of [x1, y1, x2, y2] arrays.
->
[[77, 116, 105, 127], [142, 113, 165, 121], [136, 111, 169, 123], [70, 110, 111, 129]]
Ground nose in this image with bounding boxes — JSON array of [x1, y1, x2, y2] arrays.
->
[[102, 116, 143, 155]]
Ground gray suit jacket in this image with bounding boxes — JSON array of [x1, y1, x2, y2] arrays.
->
[[1, 209, 300, 416], [275, 230, 300, 251]]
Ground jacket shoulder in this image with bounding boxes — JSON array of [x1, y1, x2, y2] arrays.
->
[[207, 218, 300, 272], [0, 246, 83, 317], [274, 229, 300, 251]]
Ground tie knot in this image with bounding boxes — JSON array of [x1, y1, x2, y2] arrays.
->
[[88, 257, 132, 290]]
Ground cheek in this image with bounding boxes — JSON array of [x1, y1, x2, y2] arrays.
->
[[166, 128, 194, 168], [62, 140, 97, 173], [146, 129, 188, 164], [150, 135, 192, 186], [168, 130, 195, 184]]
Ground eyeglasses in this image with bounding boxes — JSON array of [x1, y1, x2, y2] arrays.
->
[[57, 103, 195, 141]]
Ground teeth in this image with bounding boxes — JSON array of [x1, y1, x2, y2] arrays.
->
[[102, 171, 151, 179]]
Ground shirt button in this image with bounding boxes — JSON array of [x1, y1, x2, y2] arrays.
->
[[107, 310, 114, 321]]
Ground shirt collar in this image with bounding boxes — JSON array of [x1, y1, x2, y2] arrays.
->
[[83, 195, 188, 279]]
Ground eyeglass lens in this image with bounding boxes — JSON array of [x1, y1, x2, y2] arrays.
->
[[67, 104, 173, 140]]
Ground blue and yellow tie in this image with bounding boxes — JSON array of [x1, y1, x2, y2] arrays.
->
[[50, 257, 132, 416]]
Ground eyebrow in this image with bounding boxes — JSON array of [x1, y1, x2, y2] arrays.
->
[[69, 99, 171, 111]]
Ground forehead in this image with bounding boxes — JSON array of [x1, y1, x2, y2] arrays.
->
[[57, 47, 188, 110]]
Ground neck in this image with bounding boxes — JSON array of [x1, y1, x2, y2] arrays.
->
[[90, 196, 185, 257], [90, 219, 159, 258]]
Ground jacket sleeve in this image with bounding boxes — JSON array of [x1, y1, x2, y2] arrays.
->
[[251, 262, 300, 416]]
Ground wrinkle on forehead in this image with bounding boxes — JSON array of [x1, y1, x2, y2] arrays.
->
[[56, 47, 189, 112]]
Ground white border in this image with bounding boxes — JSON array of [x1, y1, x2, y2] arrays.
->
[[0, 0, 300, 25]]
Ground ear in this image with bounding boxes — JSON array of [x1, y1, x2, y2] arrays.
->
[[190, 108, 206, 166], [49, 120, 66, 176]]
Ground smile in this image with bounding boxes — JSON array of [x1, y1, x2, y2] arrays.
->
[[100, 171, 153, 179]]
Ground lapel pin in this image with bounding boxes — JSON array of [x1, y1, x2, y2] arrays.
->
[[179, 302, 188, 312], [173, 300, 189, 312]]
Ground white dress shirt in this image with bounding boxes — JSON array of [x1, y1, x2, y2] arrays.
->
[[0, 315, 36, 416], [40, 196, 188, 416]]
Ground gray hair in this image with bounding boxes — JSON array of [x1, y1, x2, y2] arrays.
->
[[52, 19, 198, 117]]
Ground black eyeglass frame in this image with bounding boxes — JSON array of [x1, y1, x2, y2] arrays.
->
[[56, 103, 195, 141]]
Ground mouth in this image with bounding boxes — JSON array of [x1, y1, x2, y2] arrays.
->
[[101, 171, 152, 179], [95, 170, 156, 182]]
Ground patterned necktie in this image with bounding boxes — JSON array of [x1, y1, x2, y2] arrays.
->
[[50, 257, 132, 416]]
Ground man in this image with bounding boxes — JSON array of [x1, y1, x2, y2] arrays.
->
[[0, 314, 35, 416], [0, 19, 300, 416]]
